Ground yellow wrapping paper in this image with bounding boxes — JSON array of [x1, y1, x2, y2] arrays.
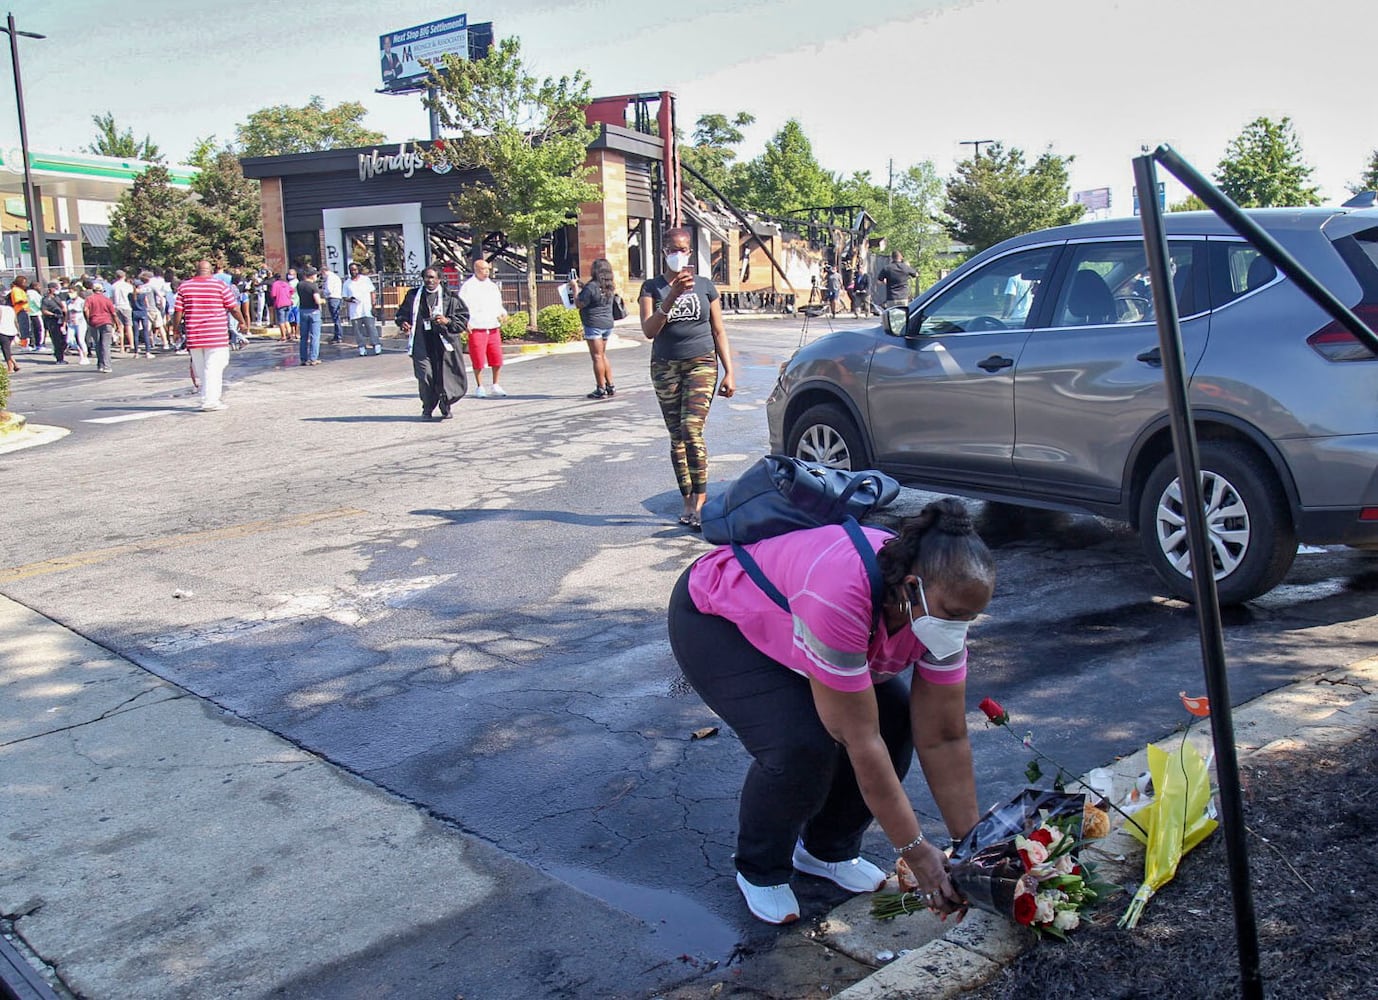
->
[[1118, 740, 1218, 928]]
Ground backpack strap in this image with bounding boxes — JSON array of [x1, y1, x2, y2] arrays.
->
[[730, 516, 889, 633]]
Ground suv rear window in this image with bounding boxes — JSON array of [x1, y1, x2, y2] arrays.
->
[[1208, 241, 1276, 307]]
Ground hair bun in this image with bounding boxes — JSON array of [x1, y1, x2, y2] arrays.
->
[[933, 500, 974, 536]]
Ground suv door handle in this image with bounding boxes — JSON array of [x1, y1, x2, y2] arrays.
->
[[977, 355, 1014, 372], [1136, 347, 1162, 365]]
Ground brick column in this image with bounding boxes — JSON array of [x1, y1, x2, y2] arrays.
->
[[258, 176, 287, 275], [576, 149, 630, 296]]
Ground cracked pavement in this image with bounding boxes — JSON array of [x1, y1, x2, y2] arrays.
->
[[3, 325, 1377, 999]]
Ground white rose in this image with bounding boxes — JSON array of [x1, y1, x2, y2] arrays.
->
[[1034, 894, 1057, 925], [1017, 837, 1049, 867], [1054, 853, 1076, 875], [1053, 908, 1080, 931]]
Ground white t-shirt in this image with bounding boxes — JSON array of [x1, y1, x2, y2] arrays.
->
[[111, 279, 133, 310], [342, 275, 375, 319], [322, 270, 343, 298], [458, 275, 506, 328]]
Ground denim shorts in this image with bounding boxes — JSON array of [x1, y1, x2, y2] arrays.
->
[[275, 306, 291, 323], [583, 326, 613, 341]]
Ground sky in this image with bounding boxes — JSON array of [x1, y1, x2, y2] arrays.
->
[[2, 0, 1372, 217]]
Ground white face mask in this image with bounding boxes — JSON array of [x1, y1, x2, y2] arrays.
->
[[908, 579, 971, 661], [665, 251, 691, 272]]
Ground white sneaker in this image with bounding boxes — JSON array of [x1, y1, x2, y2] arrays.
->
[[199, 401, 228, 412], [489, 384, 508, 398], [472, 385, 487, 399], [735, 872, 800, 925], [373, 344, 383, 355], [358, 347, 366, 356], [791, 841, 887, 893]]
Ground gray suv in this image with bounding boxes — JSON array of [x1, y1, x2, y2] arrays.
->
[[766, 209, 1378, 604]]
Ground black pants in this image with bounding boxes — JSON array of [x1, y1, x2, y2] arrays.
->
[[667, 566, 913, 885], [45, 317, 63, 361]]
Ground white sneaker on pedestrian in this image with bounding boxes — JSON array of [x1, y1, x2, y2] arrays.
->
[[373, 344, 383, 355], [735, 872, 799, 925], [473, 385, 488, 399], [358, 347, 366, 356], [489, 383, 508, 398], [791, 841, 887, 893]]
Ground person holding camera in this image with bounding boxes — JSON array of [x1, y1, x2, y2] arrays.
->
[[667, 497, 994, 924], [639, 228, 736, 531]]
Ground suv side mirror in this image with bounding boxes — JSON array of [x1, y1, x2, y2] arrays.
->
[[882, 306, 910, 337]]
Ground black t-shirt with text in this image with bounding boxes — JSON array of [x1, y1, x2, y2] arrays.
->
[[639, 274, 718, 362]]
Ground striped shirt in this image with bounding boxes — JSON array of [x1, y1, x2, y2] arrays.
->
[[689, 524, 969, 693], [175, 276, 238, 348]]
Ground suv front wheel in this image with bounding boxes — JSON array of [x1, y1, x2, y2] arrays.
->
[[787, 403, 866, 470], [1138, 442, 1297, 604]]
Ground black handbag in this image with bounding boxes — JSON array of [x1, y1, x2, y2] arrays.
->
[[611, 293, 627, 321]]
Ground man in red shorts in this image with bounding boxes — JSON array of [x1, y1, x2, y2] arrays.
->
[[457, 258, 509, 398]]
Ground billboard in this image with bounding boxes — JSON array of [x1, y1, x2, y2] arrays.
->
[[1074, 187, 1111, 212], [380, 14, 470, 91]]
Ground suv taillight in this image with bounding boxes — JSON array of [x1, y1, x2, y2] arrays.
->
[[1308, 304, 1378, 361]]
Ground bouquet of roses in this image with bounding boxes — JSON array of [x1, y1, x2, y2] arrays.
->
[[873, 788, 1109, 939]]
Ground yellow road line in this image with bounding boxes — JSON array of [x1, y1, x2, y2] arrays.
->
[[0, 508, 367, 584]]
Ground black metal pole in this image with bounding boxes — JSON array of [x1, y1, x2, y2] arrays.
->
[[425, 86, 440, 141], [6, 12, 44, 285], [1154, 143, 1378, 352], [1134, 153, 1263, 999]]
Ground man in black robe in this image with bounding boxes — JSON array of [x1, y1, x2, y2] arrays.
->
[[398, 268, 469, 420]]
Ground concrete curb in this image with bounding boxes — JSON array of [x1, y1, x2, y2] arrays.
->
[[833, 654, 1378, 998], [0, 422, 69, 455]]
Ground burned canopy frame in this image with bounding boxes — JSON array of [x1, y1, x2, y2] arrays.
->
[[1134, 144, 1378, 1000]]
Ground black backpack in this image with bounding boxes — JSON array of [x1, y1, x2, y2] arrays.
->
[[700, 455, 901, 622]]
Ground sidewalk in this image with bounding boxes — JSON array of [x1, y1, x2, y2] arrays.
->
[[0, 595, 496, 1000]]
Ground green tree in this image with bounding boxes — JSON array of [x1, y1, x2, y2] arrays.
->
[[838, 162, 947, 287], [235, 97, 385, 157], [108, 165, 200, 274], [680, 111, 754, 204], [944, 143, 1084, 252], [189, 150, 265, 273], [1214, 116, 1320, 208], [424, 36, 601, 320], [87, 111, 161, 161], [738, 119, 838, 216], [1168, 193, 1208, 212], [1349, 150, 1378, 196]]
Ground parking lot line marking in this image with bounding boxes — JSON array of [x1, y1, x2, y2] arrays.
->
[[0, 507, 367, 584], [84, 411, 178, 424]]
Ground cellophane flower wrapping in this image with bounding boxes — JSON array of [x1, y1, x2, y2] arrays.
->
[[874, 788, 1105, 938]]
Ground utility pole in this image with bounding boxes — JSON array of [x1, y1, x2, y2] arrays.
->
[[960, 139, 996, 160], [3, 12, 46, 283], [886, 158, 894, 209]]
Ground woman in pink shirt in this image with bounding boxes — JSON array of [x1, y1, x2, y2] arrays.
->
[[668, 498, 995, 925]]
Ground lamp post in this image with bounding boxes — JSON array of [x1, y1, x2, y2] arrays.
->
[[960, 139, 996, 160], [3, 12, 46, 284]]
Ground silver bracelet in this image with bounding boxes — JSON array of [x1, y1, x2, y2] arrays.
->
[[894, 831, 926, 854]]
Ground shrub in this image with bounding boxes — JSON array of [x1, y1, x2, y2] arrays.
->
[[537, 304, 582, 343], [500, 310, 530, 341], [0, 365, 9, 412]]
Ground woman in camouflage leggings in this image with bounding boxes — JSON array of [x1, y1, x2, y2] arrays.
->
[[639, 228, 736, 530]]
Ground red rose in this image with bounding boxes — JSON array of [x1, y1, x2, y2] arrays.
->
[[1072, 865, 1082, 876], [1030, 828, 1054, 847], [979, 697, 1009, 725], [1013, 892, 1038, 925]]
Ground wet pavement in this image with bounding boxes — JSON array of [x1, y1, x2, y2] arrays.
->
[[2, 317, 1376, 998]]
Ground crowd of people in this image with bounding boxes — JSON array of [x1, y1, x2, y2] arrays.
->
[[0, 264, 262, 375]]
